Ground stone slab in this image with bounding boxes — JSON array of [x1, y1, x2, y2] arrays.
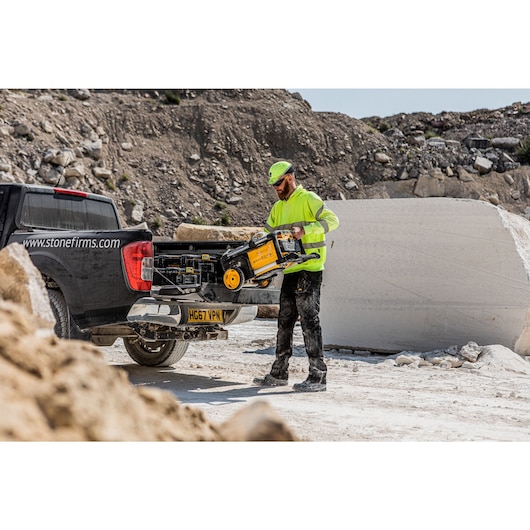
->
[[321, 198, 530, 354]]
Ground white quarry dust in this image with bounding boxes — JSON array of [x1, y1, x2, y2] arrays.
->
[[102, 318, 530, 443], [96, 317, 530, 528]]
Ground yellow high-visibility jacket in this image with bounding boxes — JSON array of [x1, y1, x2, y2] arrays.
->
[[264, 185, 339, 274]]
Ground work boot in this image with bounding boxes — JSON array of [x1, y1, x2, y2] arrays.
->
[[292, 378, 327, 392], [252, 374, 288, 387]]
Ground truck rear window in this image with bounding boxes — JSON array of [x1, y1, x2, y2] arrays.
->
[[20, 191, 120, 230]]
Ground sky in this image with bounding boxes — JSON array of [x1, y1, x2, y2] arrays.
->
[[288, 89, 530, 119]]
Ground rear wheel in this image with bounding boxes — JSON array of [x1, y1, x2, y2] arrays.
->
[[123, 337, 189, 366], [48, 289, 69, 338], [47, 288, 91, 340]]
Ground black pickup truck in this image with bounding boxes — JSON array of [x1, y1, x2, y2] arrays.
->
[[0, 183, 279, 366]]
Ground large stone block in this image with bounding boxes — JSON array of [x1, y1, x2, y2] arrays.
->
[[321, 198, 530, 354], [173, 222, 261, 241]]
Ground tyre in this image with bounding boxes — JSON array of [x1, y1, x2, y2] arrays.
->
[[47, 288, 91, 341], [123, 337, 189, 366], [48, 288, 69, 338]]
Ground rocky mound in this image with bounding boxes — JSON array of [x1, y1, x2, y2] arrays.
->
[[1, 89, 529, 239], [0, 243, 296, 441]]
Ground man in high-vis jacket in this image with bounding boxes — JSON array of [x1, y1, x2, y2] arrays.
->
[[253, 161, 339, 392]]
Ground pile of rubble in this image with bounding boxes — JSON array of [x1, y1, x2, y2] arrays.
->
[[0, 243, 296, 441], [1, 89, 529, 238]]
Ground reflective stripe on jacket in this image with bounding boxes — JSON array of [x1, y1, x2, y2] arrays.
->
[[264, 185, 339, 273]]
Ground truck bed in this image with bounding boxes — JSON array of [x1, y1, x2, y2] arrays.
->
[[152, 239, 281, 305]]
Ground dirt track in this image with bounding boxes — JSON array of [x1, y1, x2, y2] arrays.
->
[[101, 318, 530, 442]]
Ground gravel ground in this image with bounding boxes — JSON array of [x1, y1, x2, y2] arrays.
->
[[94, 317, 530, 528], [101, 318, 530, 442]]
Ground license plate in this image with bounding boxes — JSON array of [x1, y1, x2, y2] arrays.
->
[[187, 308, 224, 323]]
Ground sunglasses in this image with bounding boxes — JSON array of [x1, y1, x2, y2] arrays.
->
[[273, 176, 287, 188]]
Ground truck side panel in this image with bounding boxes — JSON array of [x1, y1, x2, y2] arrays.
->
[[8, 229, 152, 329]]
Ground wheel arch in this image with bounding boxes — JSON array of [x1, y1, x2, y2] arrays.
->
[[29, 253, 84, 316]]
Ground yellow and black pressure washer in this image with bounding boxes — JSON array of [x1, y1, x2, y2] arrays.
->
[[220, 230, 318, 291]]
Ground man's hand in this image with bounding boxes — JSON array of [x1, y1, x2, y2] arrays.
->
[[291, 226, 305, 240]]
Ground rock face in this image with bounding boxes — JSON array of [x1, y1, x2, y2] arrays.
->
[[0, 243, 296, 441], [0, 89, 529, 240], [321, 198, 530, 355]]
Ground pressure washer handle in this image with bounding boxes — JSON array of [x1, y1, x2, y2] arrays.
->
[[300, 252, 319, 262], [285, 252, 319, 263]]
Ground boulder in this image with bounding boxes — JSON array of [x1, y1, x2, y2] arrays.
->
[[173, 222, 261, 241], [321, 198, 530, 355], [491, 137, 521, 150], [0, 242, 55, 332], [218, 401, 297, 441], [474, 156, 493, 174]]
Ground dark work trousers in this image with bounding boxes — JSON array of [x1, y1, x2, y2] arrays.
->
[[270, 270, 327, 383]]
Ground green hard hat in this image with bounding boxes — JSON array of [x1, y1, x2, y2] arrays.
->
[[268, 161, 293, 185]]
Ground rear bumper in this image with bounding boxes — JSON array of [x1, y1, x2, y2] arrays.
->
[[127, 297, 183, 327], [126, 297, 259, 328]]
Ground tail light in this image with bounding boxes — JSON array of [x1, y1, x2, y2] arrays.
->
[[122, 241, 154, 291]]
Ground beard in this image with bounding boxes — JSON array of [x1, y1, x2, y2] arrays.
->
[[276, 182, 294, 201]]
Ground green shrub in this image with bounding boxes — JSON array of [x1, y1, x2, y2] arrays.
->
[[152, 216, 163, 230], [214, 213, 231, 226], [516, 136, 530, 164], [164, 91, 181, 105]]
